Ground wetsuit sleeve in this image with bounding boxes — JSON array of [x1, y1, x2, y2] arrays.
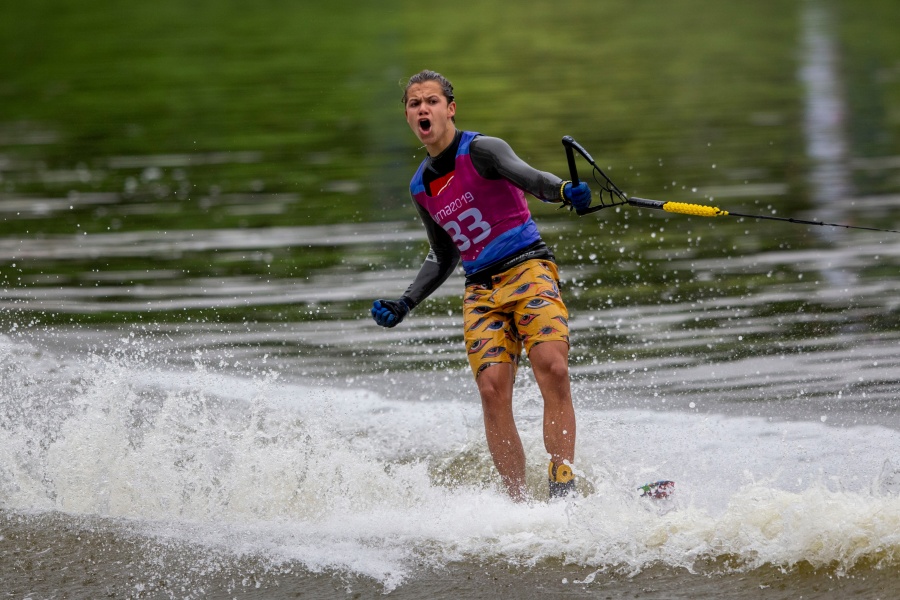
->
[[402, 199, 461, 307], [469, 136, 566, 202]]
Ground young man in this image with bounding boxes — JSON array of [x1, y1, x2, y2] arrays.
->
[[371, 70, 592, 501]]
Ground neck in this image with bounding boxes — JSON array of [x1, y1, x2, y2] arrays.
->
[[426, 126, 458, 157]]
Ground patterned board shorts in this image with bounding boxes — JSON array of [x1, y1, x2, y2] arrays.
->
[[463, 259, 570, 379]]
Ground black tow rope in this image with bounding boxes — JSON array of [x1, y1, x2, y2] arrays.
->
[[562, 135, 900, 234]]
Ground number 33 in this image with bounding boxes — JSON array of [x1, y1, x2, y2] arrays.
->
[[442, 208, 491, 251]]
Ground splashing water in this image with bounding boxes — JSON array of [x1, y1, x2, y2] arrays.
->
[[2, 331, 900, 595]]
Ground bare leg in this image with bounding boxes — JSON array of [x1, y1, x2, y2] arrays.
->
[[476, 362, 526, 500], [528, 341, 575, 468]]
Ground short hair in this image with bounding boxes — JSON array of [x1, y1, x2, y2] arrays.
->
[[401, 70, 455, 105]]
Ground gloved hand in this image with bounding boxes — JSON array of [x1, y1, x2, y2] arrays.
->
[[564, 181, 592, 211], [371, 297, 412, 328]]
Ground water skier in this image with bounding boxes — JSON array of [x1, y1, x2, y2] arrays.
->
[[371, 70, 591, 501]]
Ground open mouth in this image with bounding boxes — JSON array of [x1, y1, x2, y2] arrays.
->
[[418, 118, 432, 133]]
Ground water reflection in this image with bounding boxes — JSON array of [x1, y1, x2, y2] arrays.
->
[[0, 222, 421, 260], [799, 0, 855, 294]]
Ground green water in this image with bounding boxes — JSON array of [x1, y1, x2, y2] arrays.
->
[[3, 0, 900, 365], [0, 0, 896, 349], [2, 0, 897, 236]]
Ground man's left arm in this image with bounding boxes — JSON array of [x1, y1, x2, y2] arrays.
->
[[469, 136, 565, 201]]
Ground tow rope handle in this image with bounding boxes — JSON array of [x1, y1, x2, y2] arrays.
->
[[562, 136, 607, 216], [563, 135, 727, 217], [560, 134, 900, 233]]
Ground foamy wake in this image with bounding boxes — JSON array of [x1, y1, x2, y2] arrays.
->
[[1, 333, 899, 590]]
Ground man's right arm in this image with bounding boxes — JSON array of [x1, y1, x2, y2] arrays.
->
[[401, 200, 460, 308]]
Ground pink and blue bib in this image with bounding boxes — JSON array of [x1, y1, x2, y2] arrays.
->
[[410, 131, 541, 276]]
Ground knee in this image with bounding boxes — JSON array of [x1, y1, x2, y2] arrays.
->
[[477, 374, 512, 418], [528, 342, 569, 380], [477, 363, 512, 395], [538, 355, 569, 384], [479, 382, 507, 416]]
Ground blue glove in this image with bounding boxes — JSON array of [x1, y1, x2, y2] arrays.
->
[[564, 181, 592, 211], [371, 297, 412, 328]]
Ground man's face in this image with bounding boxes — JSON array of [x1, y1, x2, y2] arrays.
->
[[404, 81, 456, 153]]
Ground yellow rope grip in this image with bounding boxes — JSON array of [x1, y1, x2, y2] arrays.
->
[[662, 202, 729, 218], [548, 461, 574, 483]]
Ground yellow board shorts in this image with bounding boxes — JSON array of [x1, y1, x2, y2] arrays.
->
[[463, 259, 569, 379]]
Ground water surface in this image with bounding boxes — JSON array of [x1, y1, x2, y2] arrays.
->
[[2, 0, 900, 598]]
